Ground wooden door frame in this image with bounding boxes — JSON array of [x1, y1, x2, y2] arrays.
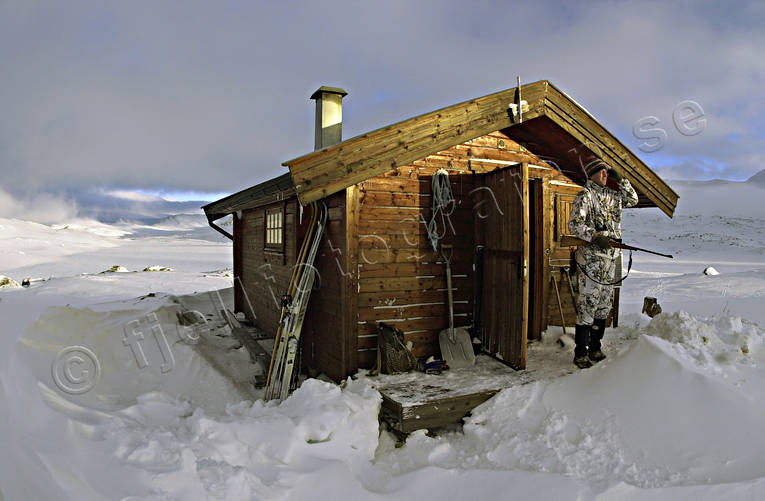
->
[[528, 177, 545, 341], [477, 162, 530, 369], [519, 162, 530, 367]]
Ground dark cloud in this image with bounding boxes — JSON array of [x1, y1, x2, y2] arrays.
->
[[1, 0, 764, 200]]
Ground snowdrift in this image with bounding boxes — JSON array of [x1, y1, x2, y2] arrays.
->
[[460, 311, 765, 490], [15, 289, 259, 412], [5, 290, 765, 500]]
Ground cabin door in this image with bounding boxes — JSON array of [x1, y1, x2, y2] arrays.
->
[[479, 163, 529, 369]]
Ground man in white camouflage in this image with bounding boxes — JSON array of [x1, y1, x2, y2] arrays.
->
[[568, 158, 638, 368]]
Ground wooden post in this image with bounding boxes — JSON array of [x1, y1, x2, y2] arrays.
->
[[520, 162, 530, 368], [551, 274, 567, 334], [344, 184, 361, 376]]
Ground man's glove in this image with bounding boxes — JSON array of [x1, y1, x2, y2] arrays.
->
[[592, 234, 611, 250], [608, 168, 623, 182]]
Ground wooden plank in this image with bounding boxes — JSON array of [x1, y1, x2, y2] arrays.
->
[[358, 204, 474, 223], [356, 316, 471, 336], [360, 262, 471, 278], [520, 162, 530, 367], [355, 220, 430, 236], [363, 175, 477, 194], [358, 301, 471, 321], [358, 206, 426, 222], [358, 276, 471, 294], [357, 349, 377, 370], [356, 248, 441, 264], [233, 214, 244, 316], [344, 184, 360, 376], [360, 191, 430, 208], [358, 238, 473, 253], [397, 391, 497, 433], [540, 180, 551, 332], [360, 177, 428, 193], [529, 177, 544, 341], [359, 289, 470, 307], [403, 330, 440, 356]]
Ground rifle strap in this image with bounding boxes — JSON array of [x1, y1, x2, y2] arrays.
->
[[577, 250, 632, 286]]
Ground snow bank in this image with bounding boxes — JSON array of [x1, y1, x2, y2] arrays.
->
[[28, 378, 381, 500], [16, 292, 258, 412], [642, 310, 761, 367], [457, 311, 765, 490]]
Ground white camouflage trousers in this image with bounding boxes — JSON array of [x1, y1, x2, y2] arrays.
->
[[576, 254, 616, 325]]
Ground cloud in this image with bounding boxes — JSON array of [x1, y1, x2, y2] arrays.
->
[[0, 0, 763, 197], [0, 187, 79, 224], [104, 190, 163, 203]]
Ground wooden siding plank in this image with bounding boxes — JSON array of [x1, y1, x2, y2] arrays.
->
[[345, 185, 361, 375]]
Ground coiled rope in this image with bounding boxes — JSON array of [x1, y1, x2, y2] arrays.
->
[[427, 168, 455, 252]]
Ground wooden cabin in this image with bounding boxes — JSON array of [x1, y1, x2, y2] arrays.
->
[[203, 80, 678, 383]]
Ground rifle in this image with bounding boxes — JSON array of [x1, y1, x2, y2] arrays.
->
[[560, 235, 673, 259]]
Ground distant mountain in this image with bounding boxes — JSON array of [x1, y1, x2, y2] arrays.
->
[[143, 213, 208, 229], [67, 188, 209, 224], [667, 175, 765, 218], [670, 179, 735, 188], [747, 169, 765, 185]]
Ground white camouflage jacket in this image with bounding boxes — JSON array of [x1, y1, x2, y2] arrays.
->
[[568, 178, 639, 262]]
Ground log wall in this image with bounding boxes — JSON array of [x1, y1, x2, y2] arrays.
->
[[353, 131, 547, 369], [232, 131, 621, 379], [301, 191, 350, 381], [235, 200, 299, 333], [234, 193, 352, 382]]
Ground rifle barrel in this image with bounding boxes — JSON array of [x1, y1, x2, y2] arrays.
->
[[617, 243, 673, 259], [560, 235, 673, 259]]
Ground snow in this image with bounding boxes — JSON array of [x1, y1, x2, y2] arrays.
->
[[2, 179, 765, 500]]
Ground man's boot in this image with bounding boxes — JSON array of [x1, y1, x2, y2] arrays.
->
[[589, 318, 607, 362], [573, 324, 592, 369]]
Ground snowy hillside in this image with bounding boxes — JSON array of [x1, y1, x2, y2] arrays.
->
[[2, 179, 765, 500]]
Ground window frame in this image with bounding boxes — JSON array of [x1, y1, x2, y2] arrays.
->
[[264, 205, 285, 254]]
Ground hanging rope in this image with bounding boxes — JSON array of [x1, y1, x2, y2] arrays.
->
[[427, 168, 455, 252]]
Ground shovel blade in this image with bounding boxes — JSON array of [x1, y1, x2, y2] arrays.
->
[[438, 327, 476, 369]]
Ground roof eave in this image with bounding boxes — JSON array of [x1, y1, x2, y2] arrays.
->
[[202, 172, 296, 220]]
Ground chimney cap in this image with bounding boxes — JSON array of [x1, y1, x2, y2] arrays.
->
[[310, 86, 348, 100]]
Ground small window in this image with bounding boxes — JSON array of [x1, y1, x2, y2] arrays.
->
[[555, 193, 576, 241], [265, 207, 284, 250]]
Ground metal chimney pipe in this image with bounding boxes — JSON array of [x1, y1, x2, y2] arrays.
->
[[310, 86, 347, 151]]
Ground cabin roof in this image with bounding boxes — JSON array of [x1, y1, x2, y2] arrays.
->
[[282, 80, 678, 217], [202, 173, 295, 221], [204, 80, 679, 220]]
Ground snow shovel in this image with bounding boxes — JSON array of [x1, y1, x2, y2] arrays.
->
[[438, 244, 476, 369]]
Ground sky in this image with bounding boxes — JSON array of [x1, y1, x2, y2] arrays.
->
[[1, 0, 764, 219]]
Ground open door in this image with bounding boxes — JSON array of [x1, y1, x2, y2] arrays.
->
[[479, 163, 530, 369]]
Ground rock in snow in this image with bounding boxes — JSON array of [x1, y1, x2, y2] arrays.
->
[[143, 265, 174, 272], [102, 265, 130, 273], [704, 266, 720, 275], [0, 275, 21, 288]]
